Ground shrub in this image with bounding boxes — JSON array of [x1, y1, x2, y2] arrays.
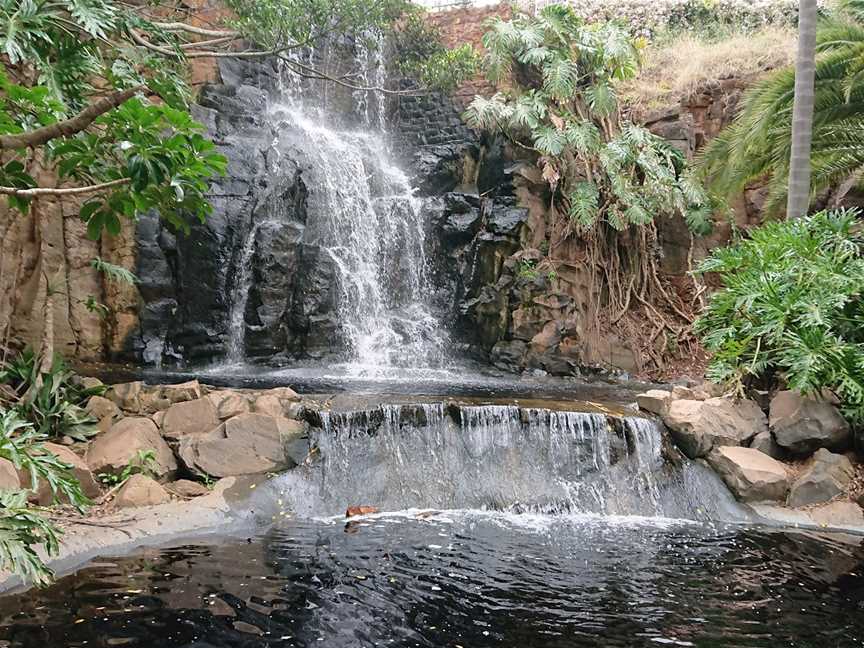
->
[[0, 350, 102, 442], [0, 410, 91, 585], [695, 209, 864, 420]]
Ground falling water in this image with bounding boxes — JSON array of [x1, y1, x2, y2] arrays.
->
[[271, 403, 750, 522], [223, 37, 448, 370]]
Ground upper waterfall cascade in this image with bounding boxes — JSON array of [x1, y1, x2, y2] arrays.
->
[[223, 44, 449, 372]]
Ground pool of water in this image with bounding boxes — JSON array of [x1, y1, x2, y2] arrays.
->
[[2, 511, 863, 647]]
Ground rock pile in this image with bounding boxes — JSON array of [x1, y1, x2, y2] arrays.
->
[[31, 379, 310, 511], [636, 384, 861, 526]]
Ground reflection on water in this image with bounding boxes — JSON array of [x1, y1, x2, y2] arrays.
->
[[2, 512, 863, 647]]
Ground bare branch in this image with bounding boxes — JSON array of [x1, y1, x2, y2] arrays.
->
[[151, 22, 240, 38], [0, 87, 144, 150], [0, 178, 130, 197]]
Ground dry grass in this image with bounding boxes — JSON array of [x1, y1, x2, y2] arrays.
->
[[619, 27, 797, 112]]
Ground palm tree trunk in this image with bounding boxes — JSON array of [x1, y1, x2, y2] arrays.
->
[[786, 0, 819, 219]]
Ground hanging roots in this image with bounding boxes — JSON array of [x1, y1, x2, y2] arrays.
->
[[549, 218, 703, 378]]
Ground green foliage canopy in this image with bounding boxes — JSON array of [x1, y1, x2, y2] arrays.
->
[[464, 5, 713, 235]]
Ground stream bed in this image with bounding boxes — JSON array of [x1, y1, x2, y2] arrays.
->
[[1, 512, 863, 647]]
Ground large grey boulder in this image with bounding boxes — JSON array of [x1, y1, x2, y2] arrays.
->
[[663, 397, 767, 458], [115, 474, 171, 508], [787, 448, 854, 507], [178, 413, 306, 477], [770, 390, 851, 455], [707, 446, 791, 502], [161, 398, 220, 440], [86, 417, 177, 479]]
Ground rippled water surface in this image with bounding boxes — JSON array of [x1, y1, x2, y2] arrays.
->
[[2, 512, 864, 647]]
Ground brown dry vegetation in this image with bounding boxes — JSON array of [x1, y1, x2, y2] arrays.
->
[[620, 27, 796, 111]]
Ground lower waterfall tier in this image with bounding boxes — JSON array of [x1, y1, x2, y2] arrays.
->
[[266, 403, 752, 523]]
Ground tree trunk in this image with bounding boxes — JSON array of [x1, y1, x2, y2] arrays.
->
[[786, 0, 818, 219]]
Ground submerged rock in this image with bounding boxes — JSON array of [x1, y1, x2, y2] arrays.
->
[[770, 390, 850, 455], [787, 449, 854, 507], [86, 417, 177, 480], [708, 446, 791, 502], [663, 397, 766, 459], [115, 474, 171, 508]]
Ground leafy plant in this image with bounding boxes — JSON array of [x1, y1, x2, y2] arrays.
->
[[463, 5, 714, 372], [0, 409, 92, 586], [0, 489, 61, 587], [0, 350, 102, 441], [695, 208, 864, 420], [518, 259, 539, 280], [97, 449, 158, 487], [699, 0, 864, 215], [391, 10, 478, 91]]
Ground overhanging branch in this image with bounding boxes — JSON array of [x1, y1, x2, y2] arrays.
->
[[0, 178, 130, 197], [0, 87, 145, 150]]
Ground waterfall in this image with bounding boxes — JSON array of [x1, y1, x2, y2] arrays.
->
[[223, 38, 449, 371], [270, 403, 750, 522]]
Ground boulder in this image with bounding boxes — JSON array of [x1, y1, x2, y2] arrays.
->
[[663, 397, 766, 459], [115, 474, 171, 508], [178, 413, 305, 477], [0, 458, 20, 490], [671, 385, 709, 401], [262, 387, 300, 402], [770, 390, 851, 455], [810, 501, 864, 529], [162, 380, 203, 403], [35, 442, 101, 505], [162, 398, 220, 440], [86, 417, 176, 479], [252, 394, 286, 418], [636, 390, 671, 416], [787, 449, 854, 507], [106, 381, 145, 413], [85, 395, 120, 431], [167, 479, 210, 498], [208, 390, 250, 420], [707, 446, 791, 502], [749, 431, 784, 460]]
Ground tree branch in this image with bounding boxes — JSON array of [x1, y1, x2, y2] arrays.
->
[[0, 178, 130, 197], [0, 87, 144, 150], [151, 22, 240, 38]]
